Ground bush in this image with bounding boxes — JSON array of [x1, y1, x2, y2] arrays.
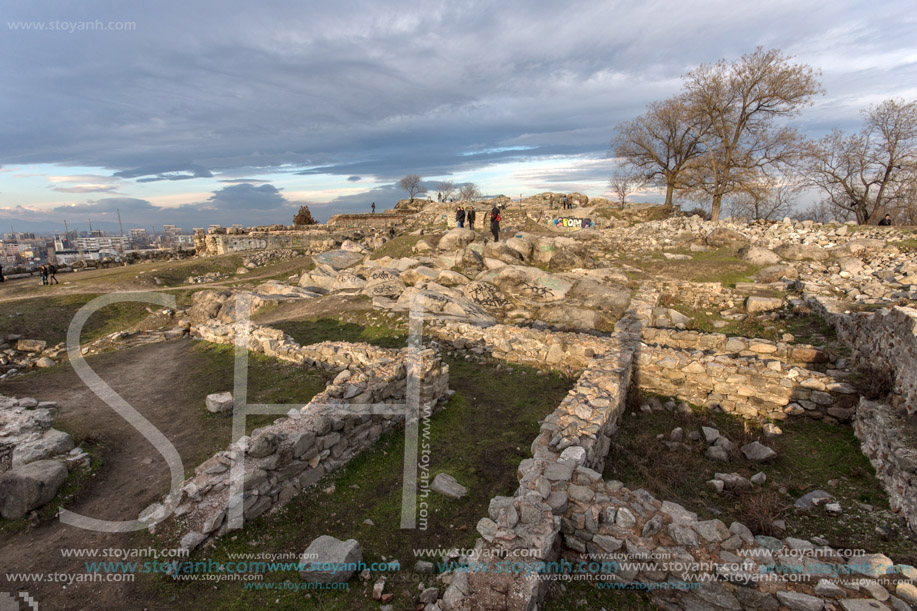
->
[[293, 206, 316, 226]]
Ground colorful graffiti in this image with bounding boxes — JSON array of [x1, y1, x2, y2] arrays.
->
[[553, 217, 593, 229]]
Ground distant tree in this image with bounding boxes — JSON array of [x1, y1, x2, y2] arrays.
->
[[803, 98, 917, 224], [436, 180, 456, 201], [682, 47, 822, 221], [797, 199, 850, 224], [611, 95, 706, 208], [725, 177, 798, 221], [293, 205, 316, 226], [609, 166, 647, 208], [399, 174, 427, 201], [458, 183, 481, 201]]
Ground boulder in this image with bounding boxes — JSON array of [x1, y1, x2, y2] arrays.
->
[[755, 265, 797, 283], [746, 296, 783, 314], [34, 357, 56, 368], [311, 250, 364, 271], [12, 429, 75, 466], [299, 535, 362, 583], [0, 459, 69, 519], [189, 290, 231, 325], [567, 278, 630, 312], [505, 236, 535, 261], [461, 282, 511, 310], [837, 256, 866, 275], [705, 227, 749, 250], [206, 392, 234, 414], [17, 339, 47, 353], [540, 306, 598, 331], [436, 270, 471, 287], [330, 272, 368, 293], [431, 473, 467, 499], [491, 265, 572, 303], [739, 246, 781, 265], [437, 228, 476, 252], [774, 243, 829, 261], [482, 240, 524, 265], [531, 237, 588, 270], [794, 490, 834, 511], [741, 441, 777, 462]]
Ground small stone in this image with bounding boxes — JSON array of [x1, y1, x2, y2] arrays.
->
[[741, 441, 777, 462], [431, 473, 467, 499], [750, 472, 767, 485], [702, 426, 720, 444], [814, 578, 847, 598]]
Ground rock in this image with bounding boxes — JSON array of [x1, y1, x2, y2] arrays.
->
[[847, 553, 894, 577], [247, 433, 278, 458], [299, 536, 362, 583], [706, 446, 729, 462], [414, 560, 434, 574], [311, 250, 364, 271], [205, 392, 234, 414], [180, 531, 206, 552], [437, 228, 476, 251], [839, 601, 892, 611], [775, 243, 830, 261], [739, 246, 781, 265], [814, 578, 847, 598], [794, 490, 835, 511], [702, 426, 720, 443], [750, 472, 767, 485], [12, 429, 75, 466], [670, 427, 684, 442], [431, 473, 467, 499], [0, 460, 69, 519], [692, 519, 730, 543], [756, 264, 797, 283], [746, 296, 784, 314], [741, 441, 777, 462], [896, 583, 917, 606], [17, 339, 47, 352], [775, 590, 825, 611], [34, 357, 56, 368]]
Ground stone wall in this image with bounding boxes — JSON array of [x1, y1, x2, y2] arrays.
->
[[641, 327, 830, 367], [437, 287, 652, 610], [856, 399, 917, 534], [194, 230, 341, 256], [153, 321, 449, 551], [634, 344, 858, 422], [326, 213, 407, 228], [808, 296, 917, 416]]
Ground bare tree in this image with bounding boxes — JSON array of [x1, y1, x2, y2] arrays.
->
[[436, 180, 456, 202], [683, 47, 822, 221], [803, 99, 917, 224], [399, 174, 427, 201], [725, 178, 798, 221], [797, 199, 850, 224], [458, 183, 481, 201], [611, 95, 706, 207], [609, 166, 647, 208]]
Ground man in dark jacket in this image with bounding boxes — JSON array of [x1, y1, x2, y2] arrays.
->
[[467, 207, 476, 230], [878, 214, 892, 226], [490, 205, 501, 241], [456, 207, 466, 228]]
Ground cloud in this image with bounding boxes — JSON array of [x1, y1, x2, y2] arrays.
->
[[53, 197, 157, 214], [217, 178, 271, 184], [0, 0, 913, 189], [52, 185, 121, 193], [347, 176, 361, 182]]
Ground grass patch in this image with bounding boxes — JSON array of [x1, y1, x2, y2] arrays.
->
[[636, 248, 760, 288], [140, 356, 573, 610], [543, 578, 656, 610], [370, 235, 424, 260], [0, 294, 153, 345], [272, 312, 409, 349], [605, 392, 916, 564]]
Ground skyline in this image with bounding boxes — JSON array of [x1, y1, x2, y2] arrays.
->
[[2, 1, 916, 231]]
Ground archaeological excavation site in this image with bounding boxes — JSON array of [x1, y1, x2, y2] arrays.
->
[[1, 196, 916, 610]]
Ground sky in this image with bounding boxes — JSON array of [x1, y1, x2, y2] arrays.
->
[[1, 0, 916, 233]]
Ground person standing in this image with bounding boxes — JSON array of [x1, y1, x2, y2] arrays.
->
[[878, 214, 892, 226], [0, 263, 4, 282], [456, 206, 466, 228], [48, 263, 59, 285], [39, 265, 48, 285], [490, 204, 501, 241], [371, 202, 376, 214], [467, 207, 476, 231]]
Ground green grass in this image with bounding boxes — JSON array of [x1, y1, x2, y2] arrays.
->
[[369, 235, 424, 260], [636, 248, 761, 288], [0, 294, 154, 345], [272, 313, 409, 349], [604, 392, 915, 565], [140, 355, 573, 610], [543, 578, 656, 610]]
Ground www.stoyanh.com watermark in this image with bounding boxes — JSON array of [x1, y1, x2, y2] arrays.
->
[[7, 20, 137, 33]]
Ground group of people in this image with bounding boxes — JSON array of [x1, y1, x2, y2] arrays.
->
[[456, 205, 501, 241], [38, 264, 59, 285], [560, 195, 573, 209]]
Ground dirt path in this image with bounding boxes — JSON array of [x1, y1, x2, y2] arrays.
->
[[0, 340, 233, 610]]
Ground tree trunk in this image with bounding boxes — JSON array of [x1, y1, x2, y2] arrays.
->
[[664, 183, 675, 208], [711, 193, 723, 222]]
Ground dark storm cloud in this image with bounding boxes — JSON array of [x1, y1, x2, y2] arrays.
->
[[0, 0, 914, 185], [347, 176, 361, 182]]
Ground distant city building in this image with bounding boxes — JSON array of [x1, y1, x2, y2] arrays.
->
[[75, 235, 129, 252]]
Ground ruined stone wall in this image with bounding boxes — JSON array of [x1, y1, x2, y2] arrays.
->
[[634, 344, 858, 422], [856, 399, 917, 534], [641, 327, 829, 367], [326, 213, 407, 228], [194, 230, 340, 256], [153, 321, 449, 551], [808, 297, 917, 416]]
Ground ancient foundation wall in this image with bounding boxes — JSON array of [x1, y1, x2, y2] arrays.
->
[[150, 321, 448, 551], [326, 213, 407, 228], [634, 344, 858, 422], [195, 231, 341, 256], [641, 327, 830, 367]]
